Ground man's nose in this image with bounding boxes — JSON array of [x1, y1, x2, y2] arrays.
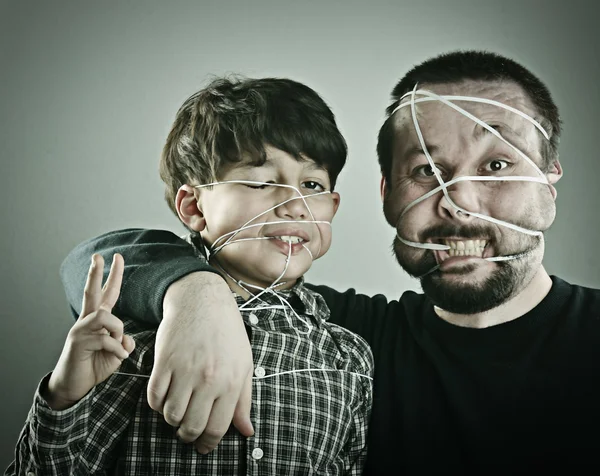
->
[[437, 178, 480, 221]]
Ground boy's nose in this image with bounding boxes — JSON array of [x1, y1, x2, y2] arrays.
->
[[276, 192, 310, 220]]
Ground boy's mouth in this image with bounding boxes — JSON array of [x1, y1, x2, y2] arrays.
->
[[265, 229, 311, 255], [274, 235, 305, 244]]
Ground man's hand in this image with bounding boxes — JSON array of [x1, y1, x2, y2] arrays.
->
[[148, 272, 254, 454], [46, 254, 135, 410]]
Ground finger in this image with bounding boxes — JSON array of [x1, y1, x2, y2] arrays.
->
[[232, 372, 254, 437], [194, 395, 238, 454], [176, 391, 212, 443], [82, 333, 130, 360], [100, 253, 124, 311], [162, 376, 195, 428], [79, 309, 125, 341], [147, 365, 172, 413], [81, 254, 104, 318], [121, 334, 136, 354]]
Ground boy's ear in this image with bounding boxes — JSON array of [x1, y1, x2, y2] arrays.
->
[[546, 159, 563, 200], [175, 185, 206, 232], [331, 191, 341, 216]]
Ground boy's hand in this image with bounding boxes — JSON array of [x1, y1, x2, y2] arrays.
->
[[148, 272, 254, 454], [45, 254, 135, 410]]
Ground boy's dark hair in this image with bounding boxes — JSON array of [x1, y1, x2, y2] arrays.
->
[[377, 50, 562, 184], [160, 76, 347, 215]]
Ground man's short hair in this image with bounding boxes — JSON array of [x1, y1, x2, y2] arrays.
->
[[377, 50, 562, 184], [160, 76, 347, 215]]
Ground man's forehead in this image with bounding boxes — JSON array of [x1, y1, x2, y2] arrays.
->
[[392, 79, 539, 138], [394, 79, 536, 122]]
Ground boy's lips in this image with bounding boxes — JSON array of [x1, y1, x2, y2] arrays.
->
[[264, 228, 310, 243], [265, 229, 311, 255]]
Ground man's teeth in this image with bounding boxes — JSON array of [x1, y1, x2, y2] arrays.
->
[[276, 235, 304, 244], [443, 239, 487, 258]]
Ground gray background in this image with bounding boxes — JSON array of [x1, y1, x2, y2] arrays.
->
[[1, 0, 599, 468]]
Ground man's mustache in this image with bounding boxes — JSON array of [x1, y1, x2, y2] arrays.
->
[[418, 224, 499, 243]]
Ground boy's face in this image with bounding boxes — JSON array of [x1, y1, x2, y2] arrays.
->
[[196, 145, 339, 291]]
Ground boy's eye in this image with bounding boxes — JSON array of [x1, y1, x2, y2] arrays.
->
[[302, 181, 325, 192], [245, 181, 274, 190], [484, 159, 510, 172]]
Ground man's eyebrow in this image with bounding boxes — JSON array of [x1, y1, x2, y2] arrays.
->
[[404, 144, 439, 159], [474, 123, 522, 141]]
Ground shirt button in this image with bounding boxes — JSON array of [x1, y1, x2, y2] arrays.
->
[[254, 366, 266, 378], [249, 313, 259, 325], [252, 447, 264, 460]]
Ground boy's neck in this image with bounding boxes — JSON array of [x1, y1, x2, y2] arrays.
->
[[209, 257, 298, 300]]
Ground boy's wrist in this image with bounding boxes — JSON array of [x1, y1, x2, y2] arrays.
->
[[43, 373, 79, 411]]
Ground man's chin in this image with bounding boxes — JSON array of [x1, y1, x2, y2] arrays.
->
[[420, 264, 520, 314], [395, 252, 521, 314]]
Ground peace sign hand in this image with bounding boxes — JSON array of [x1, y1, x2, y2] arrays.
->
[[45, 254, 135, 410]]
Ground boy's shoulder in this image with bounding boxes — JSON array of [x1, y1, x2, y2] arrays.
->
[[295, 282, 374, 375]]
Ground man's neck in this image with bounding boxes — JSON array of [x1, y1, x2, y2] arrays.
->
[[434, 267, 553, 328]]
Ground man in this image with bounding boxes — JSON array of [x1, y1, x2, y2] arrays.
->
[[61, 51, 600, 474]]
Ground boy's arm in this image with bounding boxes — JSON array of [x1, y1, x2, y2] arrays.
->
[[6, 365, 146, 476], [60, 228, 255, 454], [6, 256, 150, 476]]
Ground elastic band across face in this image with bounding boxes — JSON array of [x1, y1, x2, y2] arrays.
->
[[391, 85, 550, 277]]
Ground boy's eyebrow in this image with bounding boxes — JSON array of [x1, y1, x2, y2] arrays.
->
[[304, 161, 328, 173]]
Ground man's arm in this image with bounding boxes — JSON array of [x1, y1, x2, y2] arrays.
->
[[59, 228, 255, 454], [60, 228, 214, 322]]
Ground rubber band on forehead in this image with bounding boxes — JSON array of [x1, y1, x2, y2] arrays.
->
[[390, 84, 550, 271]]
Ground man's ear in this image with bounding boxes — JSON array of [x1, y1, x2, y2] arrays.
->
[[175, 185, 206, 232], [380, 175, 388, 202], [546, 159, 563, 200]]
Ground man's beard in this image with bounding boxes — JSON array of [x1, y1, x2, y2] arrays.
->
[[393, 225, 540, 314]]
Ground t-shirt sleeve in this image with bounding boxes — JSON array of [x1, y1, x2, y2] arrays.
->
[[60, 228, 217, 325]]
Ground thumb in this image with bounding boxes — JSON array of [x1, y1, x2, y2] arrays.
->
[[232, 372, 254, 437]]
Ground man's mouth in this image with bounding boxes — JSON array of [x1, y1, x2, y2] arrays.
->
[[432, 238, 491, 264]]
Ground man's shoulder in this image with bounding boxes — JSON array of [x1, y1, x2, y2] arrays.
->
[[305, 282, 428, 312]]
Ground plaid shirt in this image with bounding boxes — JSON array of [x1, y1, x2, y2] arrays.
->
[[7, 281, 374, 475]]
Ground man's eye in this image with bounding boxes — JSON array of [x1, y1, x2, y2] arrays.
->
[[485, 160, 510, 172], [302, 181, 325, 192], [413, 164, 437, 177]]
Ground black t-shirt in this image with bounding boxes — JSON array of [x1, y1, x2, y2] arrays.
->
[[61, 229, 600, 474], [312, 277, 600, 474]]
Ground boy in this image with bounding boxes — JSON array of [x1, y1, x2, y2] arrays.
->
[[6, 77, 374, 475]]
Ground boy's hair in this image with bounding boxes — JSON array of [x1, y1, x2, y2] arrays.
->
[[160, 76, 348, 216], [377, 50, 562, 184]]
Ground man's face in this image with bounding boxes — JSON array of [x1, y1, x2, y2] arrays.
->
[[383, 80, 561, 314]]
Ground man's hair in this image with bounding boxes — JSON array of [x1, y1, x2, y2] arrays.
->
[[160, 76, 347, 215], [377, 50, 562, 184]]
